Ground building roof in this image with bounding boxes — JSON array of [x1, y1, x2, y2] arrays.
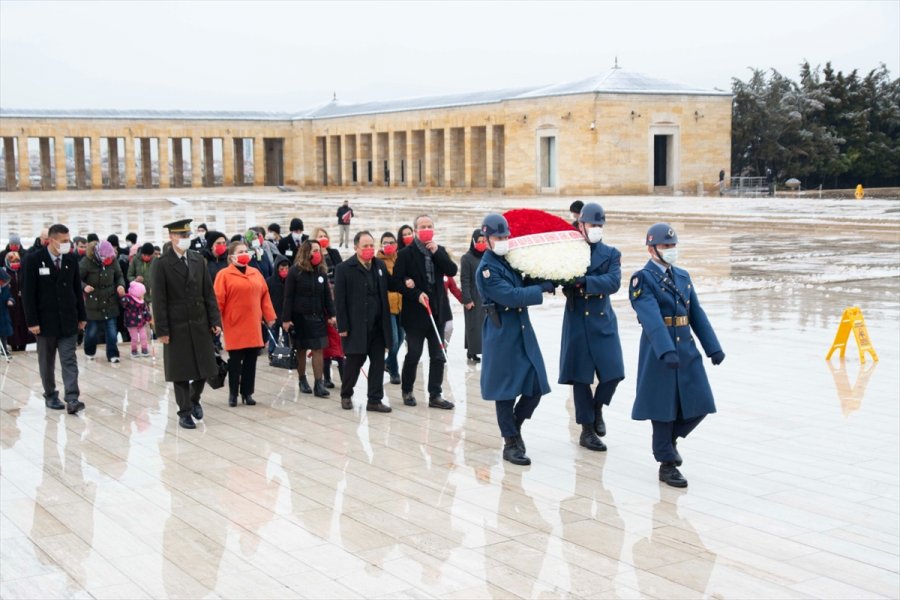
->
[[0, 69, 730, 123]]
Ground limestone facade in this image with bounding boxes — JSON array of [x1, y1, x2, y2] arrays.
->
[[0, 70, 732, 195]]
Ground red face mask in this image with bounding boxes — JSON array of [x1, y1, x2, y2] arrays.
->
[[416, 229, 434, 243], [141, 254, 152, 263], [278, 268, 289, 279], [77, 248, 86, 256], [8, 262, 20, 271], [382, 243, 397, 255], [310, 251, 322, 266], [359, 248, 375, 262], [474, 241, 487, 253], [42, 239, 50, 246], [317, 237, 330, 249], [213, 244, 227, 256], [8, 244, 19, 252], [402, 234, 414, 246], [235, 253, 251, 266], [102, 257, 114, 266]]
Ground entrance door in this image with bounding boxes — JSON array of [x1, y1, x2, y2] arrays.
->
[[653, 135, 669, 186], [264, 138, 284, 186], [539, 136, 556, 189]]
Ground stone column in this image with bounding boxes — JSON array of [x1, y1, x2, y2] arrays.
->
[[17, 136, 29, 190], [124, 136, 136, 188], [73, 138, 86, 189], [233, 139, 244, 185], [324, 135, 333, 186], [253, 136, 265, 186], [108, 138, 120, 188], [202, 138, 214, 186], [443, 131, 453, 188], [373, 134, 384, 186], [3, 138, 16, 191], [190, 137, 202, 187], [485, 126, 494, 188], [464, 128, 474, 188], [405, 130, 414, 188], [387, 132, 397, 187], [223, 136, 234, 186], [53, 136, 66, 190], [172, 139, 184, 187], [140, 138, 152, 187], [90, 136, 102, 189], [158, 137, 170, 189], [423, 130, 432, 188]]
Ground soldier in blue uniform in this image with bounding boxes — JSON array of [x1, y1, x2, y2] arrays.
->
[[629, 223, 725, 487], [559, 202, 625, 452], [476, 213, 554, 466]]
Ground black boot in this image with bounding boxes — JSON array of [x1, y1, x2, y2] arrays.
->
[[313, 379, 330, 397], [515, 417, 526, 452], [579, 423, 607, 451], [179, 415, 196, 429], [228, 393, 238, 407], [323, 374, 335, 389], [402, 392, 417, 406], [659, 463, 688, 487], [503, 436, 531, 466], [299, 376, 312, 394], [672, 437, 683, 467], [594, 403, 606, 437], [241, 395, 256, 406], [45, 397, 65, 410]]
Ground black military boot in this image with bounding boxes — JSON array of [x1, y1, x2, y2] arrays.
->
[[299, 376, 312, 394], [515, 417, 526, 452], [672, 437, 683, 467], [659, 462, 688, 488], [503, 436, 531, 466], [579, 423, 607, 451], [594, 403, 606, 437], [313, 379, 330, 397]]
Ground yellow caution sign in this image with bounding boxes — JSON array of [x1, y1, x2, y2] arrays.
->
[[855, 184, 864, 199], [826, 306, 878, 363]]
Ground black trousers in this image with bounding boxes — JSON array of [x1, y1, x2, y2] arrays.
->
[[573, 378, 621, 425], [227, 347, 259, 397], [173, 380, 205, 418], [495, 395, 541, 438], [652, 414, 705, 463], [341, 327, 386, 403], [401, 326, 444, 397]]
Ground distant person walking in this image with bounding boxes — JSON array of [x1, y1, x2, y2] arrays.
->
[[718, 169, 726, 196], [337, 200, 354, 248], [22, 224, 87, 414]]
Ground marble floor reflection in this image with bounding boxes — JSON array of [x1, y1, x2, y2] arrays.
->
[[1, 192, 898, 599]]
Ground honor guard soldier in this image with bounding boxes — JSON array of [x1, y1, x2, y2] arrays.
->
[[629, 223, 725, 487], [559, 203, 624, 452], [476, 213, 554, 466], [151, 219, 223, 430]]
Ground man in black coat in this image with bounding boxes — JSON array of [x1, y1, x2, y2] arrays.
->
[[151, 219, 222, 430], [277, 217, 308, 260], [22, 224, 87, 413], [333, 231, 392, 413], [190, 223, 208, 251], [391, 214, 457, 409]]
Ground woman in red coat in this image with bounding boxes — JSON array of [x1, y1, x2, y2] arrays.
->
[[214, 241, 276, 407]]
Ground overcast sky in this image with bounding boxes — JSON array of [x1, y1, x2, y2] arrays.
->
[[1, 0, 897, 112]]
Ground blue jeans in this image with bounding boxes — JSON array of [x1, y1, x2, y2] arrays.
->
[[84, 318, 120, 360], [385, 314, 404, 377]]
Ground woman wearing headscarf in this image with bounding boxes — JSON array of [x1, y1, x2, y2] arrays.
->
[[80, 240, 126, 363], [214, 241, 277, 407], [282, 240, 335, 398], [2, 252, 35, 351], [460, 228, 487, 362]]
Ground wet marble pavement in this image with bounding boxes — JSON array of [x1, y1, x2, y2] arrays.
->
[[1, 191, 898, 598]]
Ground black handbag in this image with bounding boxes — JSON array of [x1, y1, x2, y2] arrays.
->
[[207, 353, 229, 389], [267, 328, 296, 370]]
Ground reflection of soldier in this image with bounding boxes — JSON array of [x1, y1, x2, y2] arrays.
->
[[559, 202, 624, 452], [629, 224, 725, 487]]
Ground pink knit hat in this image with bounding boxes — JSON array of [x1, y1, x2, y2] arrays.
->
[[128, 281, 146, 302]]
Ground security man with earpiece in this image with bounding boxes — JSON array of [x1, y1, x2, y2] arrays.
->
[[628, 223, 725, 487], [559, 202, 625, 453]]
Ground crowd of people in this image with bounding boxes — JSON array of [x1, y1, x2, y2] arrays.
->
[[1, 199, 725, 487]]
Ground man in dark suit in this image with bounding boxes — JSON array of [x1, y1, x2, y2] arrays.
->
[[277, 218, 308, 260], [22, 224, 87, 413], [333, 231, 392, 413], [151, 219, 223, 430], [190, 223, 208, 251], [391, 214, 457, 409]]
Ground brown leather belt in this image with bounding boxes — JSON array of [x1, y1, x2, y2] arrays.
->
[[664, 316, 689, 327]]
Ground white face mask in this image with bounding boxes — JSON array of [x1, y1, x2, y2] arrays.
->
[[491, 239, 510, 256], [177, 238, 192, 251], [252, 239, 261, 249], [58, 242, 71, 254], [292, 232, 302, 241], [586, 227, 603, 244], [660, 248, 678, 265]]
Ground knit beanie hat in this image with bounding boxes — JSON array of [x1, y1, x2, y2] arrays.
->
[[128, 281, 146, 301]]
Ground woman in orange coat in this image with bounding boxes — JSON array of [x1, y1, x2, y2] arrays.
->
[[214, 241, 276, 407]]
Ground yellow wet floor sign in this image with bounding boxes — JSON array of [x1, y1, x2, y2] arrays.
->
[[826, 306, 879, 363]]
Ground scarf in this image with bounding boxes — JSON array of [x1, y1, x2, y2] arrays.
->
[[414, 238, 435, 286]]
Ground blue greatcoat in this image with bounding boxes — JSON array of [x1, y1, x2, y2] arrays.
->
[[558, 242, 625, 386], [629, 260, 721, 422], [475, 250, 551, 401]]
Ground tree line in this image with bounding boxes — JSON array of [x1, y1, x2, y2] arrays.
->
[[731, 62, 900, 189]]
